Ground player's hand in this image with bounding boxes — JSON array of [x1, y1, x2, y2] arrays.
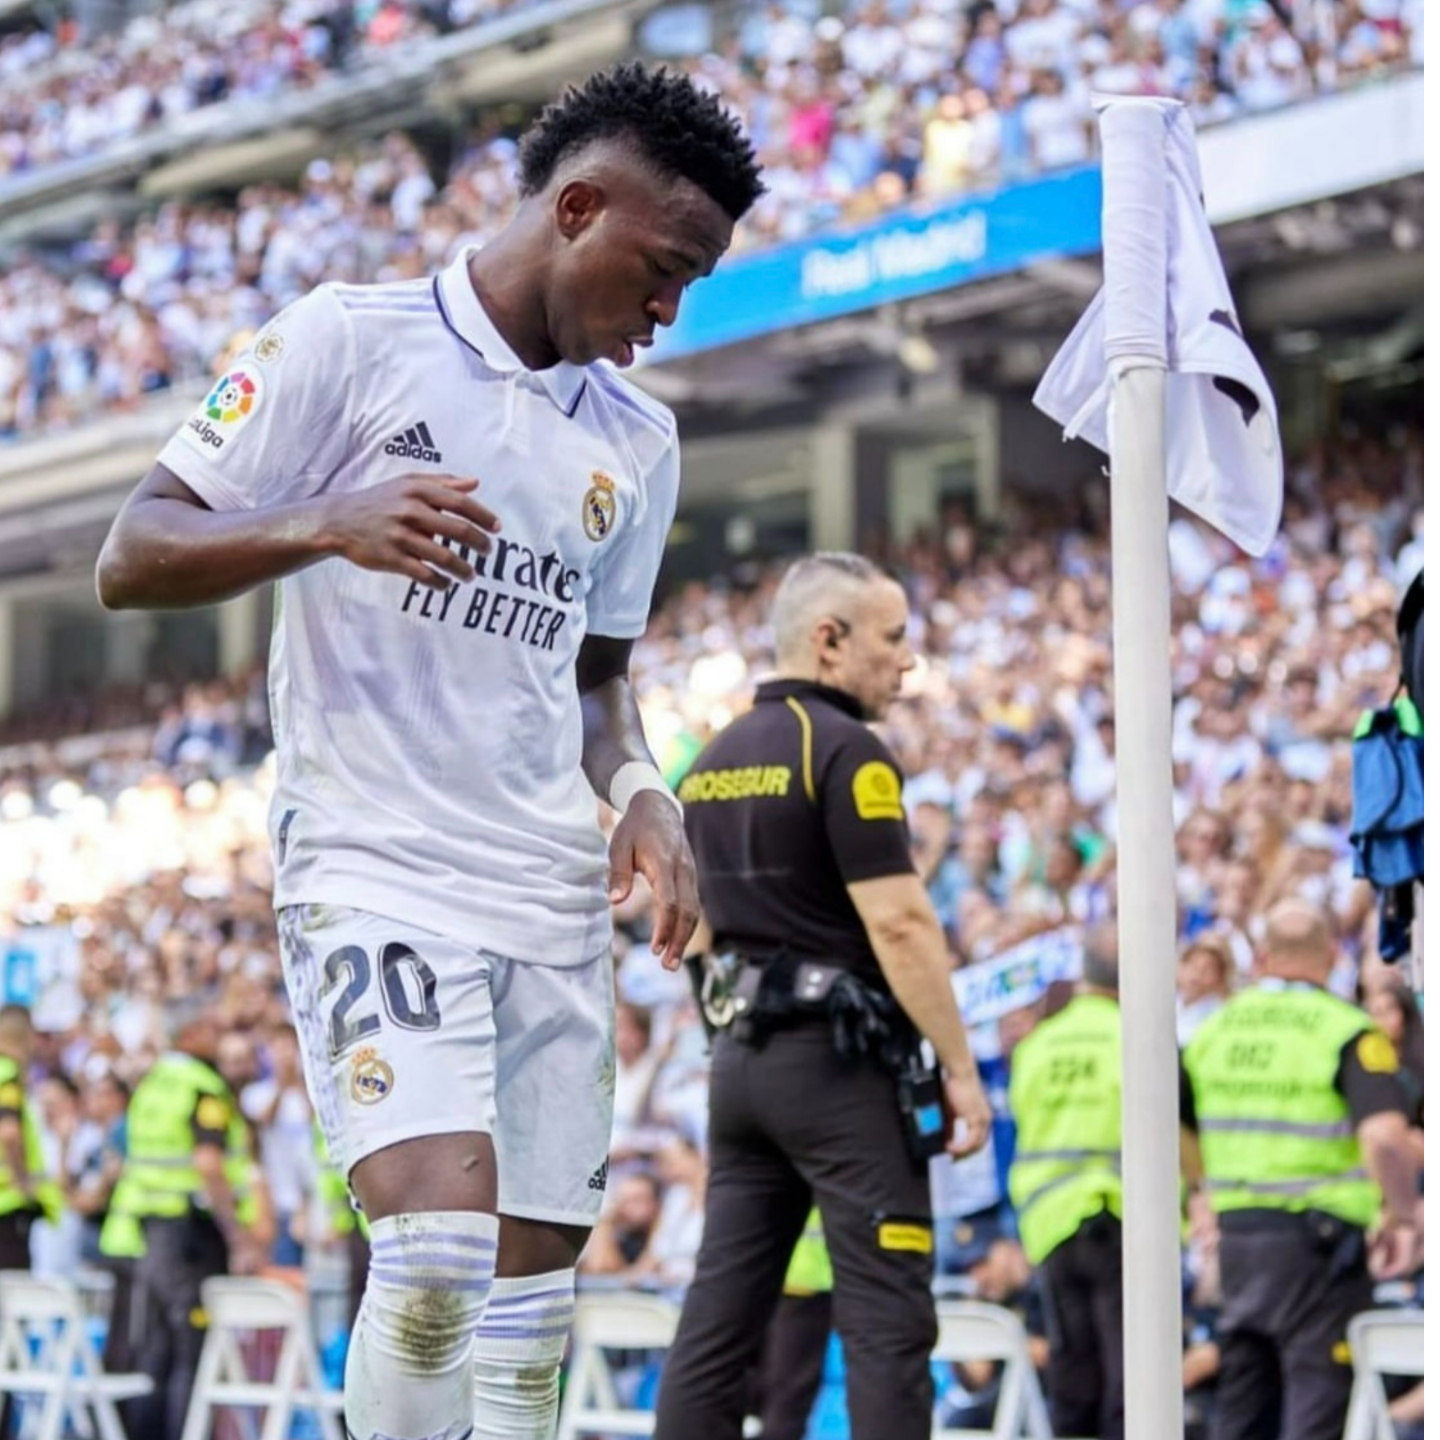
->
[[1368, 1212, 1422, 1280], [321, 475, 501, 589], [942, 1071, 992, 1159], [608, 793, 700, 972]]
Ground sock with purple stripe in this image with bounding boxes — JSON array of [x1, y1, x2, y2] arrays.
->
[[345, 1210, 499, 1440], [471, 1268, 575, 1438]]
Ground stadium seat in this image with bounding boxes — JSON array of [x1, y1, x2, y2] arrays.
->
[[1339, 1309, 1424, 1440], [0, 1270, 153, 1440], [556, 1290, 683, 1440], [179, 1276, 344, 1440], [931, 1299, 1054, 1440]]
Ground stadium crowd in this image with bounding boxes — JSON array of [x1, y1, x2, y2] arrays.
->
[[0, 0, 1423, 438], [0, 424, 1423, 1431]]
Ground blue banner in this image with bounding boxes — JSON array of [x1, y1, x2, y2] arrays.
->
[[646, 164, 1102, 362]]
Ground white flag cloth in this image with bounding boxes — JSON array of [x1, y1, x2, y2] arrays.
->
[[1033, 100, 1283, 557]]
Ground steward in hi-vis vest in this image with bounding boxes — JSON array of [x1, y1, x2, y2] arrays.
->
[[123, 1018, 262, 1440], [1008, 925, 1125, 1440], [1182, 899, 1420, 1440], [0, 1005, 62, 1271]]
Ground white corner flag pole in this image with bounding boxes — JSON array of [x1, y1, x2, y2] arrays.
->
[[1097, 96, 1185, 1440]]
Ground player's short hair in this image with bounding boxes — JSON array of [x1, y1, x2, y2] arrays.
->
[[518, 62, 765, 222]]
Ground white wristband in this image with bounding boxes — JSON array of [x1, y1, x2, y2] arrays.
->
[[609, 761, 681, 817]]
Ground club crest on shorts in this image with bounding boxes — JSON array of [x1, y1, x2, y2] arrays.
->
[[349, 1046, 394, 1105], [582, 471, 617, 541]]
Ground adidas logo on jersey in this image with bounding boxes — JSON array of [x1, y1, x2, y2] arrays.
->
[[587, 1160, 609, 1192], [384, 421, 443, 464]]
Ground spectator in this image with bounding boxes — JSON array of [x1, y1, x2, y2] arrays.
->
[[1176, 933, 1234, 1044]]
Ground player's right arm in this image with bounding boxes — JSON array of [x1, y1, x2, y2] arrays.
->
[[97, 464, 500, 609], [95, 285, 500, 611]]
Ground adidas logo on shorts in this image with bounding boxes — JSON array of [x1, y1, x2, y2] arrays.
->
[[587, 1160, 609, 1192], [384, 420, 443, 464]]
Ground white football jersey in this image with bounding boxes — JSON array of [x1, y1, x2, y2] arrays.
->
[[158, 248, 680, 965]]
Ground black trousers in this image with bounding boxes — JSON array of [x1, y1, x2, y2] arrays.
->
[[0, 1209, 35, 1437], [1209, 1215, 1374, 1440], [129, 1213, 230, 1440], [1039, 1211, 1125, 1440], [654, 1025, 937, 1440], [754, 1290, 832, 1440]]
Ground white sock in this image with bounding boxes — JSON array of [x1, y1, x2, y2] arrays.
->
[[471, 1269, 576, 1439], [344, 1211, 499, 1440]]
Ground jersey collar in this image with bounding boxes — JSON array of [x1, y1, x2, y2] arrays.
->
[[754, 678, 866, 720], [435, 247, 587, 415]]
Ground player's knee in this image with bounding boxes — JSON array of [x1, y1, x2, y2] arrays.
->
[[363, 1212, 499, 1376], [472, 1269, 576, 1431]]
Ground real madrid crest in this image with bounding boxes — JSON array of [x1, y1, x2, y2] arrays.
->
[[349, 1045, 394, 1105], [582, 471, 617, 542], [253, 330, 285, 363]]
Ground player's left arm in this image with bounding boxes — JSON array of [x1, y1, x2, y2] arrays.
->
[[578, 634, 698, 971]]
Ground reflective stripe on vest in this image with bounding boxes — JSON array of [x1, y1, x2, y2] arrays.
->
[[1184, 984, 1380, 1229], [1008, 995, 1123, 1265]]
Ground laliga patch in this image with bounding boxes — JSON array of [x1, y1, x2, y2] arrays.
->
[[1356, 1031, 1399, 1074], [350, 1046, 394, 1105], [852, 760, 904, 821], [184, 363, 264, 453], [582, 470, 617, 541]]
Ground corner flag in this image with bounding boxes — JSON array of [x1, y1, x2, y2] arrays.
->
[[1033, 100, 1283, 557]]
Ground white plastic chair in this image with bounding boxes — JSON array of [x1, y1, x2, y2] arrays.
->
[[0, 1271, 152, 1440], [1339, 1309, 1424, 1440], [931, 1299, 1054, 1440], [556, 1290, 683, 1440], [179, 1276, 344, 1440]]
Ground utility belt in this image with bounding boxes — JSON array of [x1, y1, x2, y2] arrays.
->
[[687, 951, 948, 1163]]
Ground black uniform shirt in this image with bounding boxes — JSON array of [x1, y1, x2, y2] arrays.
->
[[680, 679, 915, 978]]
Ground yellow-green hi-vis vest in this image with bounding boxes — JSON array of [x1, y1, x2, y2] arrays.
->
[[0, 1056, 62, 1223], [101, 1053, 255, 1260], [1008, 995, 1123, 1265], [313, 1121, 368, 1241], [783, 1208, 834, 1296], [1184, 981, 1381, 1229]]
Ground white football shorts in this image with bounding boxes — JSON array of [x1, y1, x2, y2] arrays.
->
[[278, 904, 615, 1226]]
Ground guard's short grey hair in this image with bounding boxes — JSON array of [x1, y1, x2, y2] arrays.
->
[[1081, 921, 1120, 993], [771, 552, 887, 664]]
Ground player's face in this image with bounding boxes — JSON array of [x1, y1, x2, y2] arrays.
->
[[829, 579, 916, 721], [548, 167, 734, 367]]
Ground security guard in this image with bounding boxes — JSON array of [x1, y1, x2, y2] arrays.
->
[[1007, 925, 1125, 1440], [0, 1005, 60, 1268], [122, 1016, 262, 1440], [1182, 898, 1421, 1440], [0, 1005, 61, 1437], [314, 1120, 370, 1329], [654, 552, 991, 1440]]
